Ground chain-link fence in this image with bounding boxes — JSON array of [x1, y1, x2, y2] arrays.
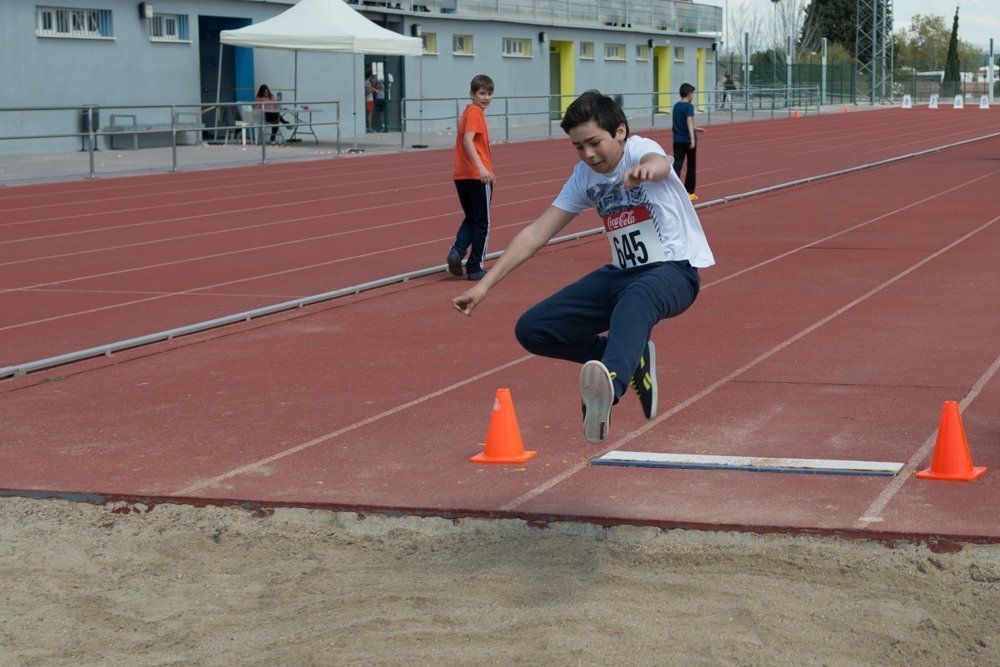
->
[[715, 56, 855, 105], [892, 59, 999, 102], [715, 49, 998, 105]]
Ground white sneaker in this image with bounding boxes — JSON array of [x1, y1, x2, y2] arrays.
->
[[580, 360, 615, 444]]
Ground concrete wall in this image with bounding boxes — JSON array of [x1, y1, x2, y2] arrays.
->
[[0, 0, 717, 154]]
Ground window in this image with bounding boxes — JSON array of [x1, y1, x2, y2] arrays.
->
[[580, 42, 594, 60], [149, 13, 188, 41], [636, 44, 649, 61], [36, 6, 113, 38], [422, 32, 437, 54], [604, 43, 625, 61], [674, 46, 685, 62], [502, 37, 531, 58], [452, 34, 473, 56]]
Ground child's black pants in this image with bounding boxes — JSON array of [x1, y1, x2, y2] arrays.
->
[[672, 142, 697, 194], [451, 180, 492, 274], [515, 260, 700, 399]]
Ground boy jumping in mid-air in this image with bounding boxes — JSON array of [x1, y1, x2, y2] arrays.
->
[[453, 91, 714, 444], [671, 83, 705, 201], [447, 74, 495, 281]]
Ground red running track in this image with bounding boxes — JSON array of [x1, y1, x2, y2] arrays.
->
[[1, 107, 998, 367], [1, 137, 998, 543]]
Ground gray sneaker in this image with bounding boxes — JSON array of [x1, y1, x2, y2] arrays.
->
[[579, 360, 615, 444]]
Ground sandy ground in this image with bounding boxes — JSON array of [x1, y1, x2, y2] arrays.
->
[[0, 497, 998, 665]]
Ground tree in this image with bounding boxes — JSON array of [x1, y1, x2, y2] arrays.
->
[[895, 14, 949, 70], [895, 13, 981, 72], [823, 41, 854, 65], [800, 0, 856, 53], [766, 0, 812, 58], [724, 0, 763, 63], [941, 7, 961, 96]]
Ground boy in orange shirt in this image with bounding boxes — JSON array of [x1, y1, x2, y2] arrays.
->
[[447, 74, 495, 281]]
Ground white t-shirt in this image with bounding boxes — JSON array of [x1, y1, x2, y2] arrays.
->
[[374, 74, 393, 100], [553, 135, 715, 270]]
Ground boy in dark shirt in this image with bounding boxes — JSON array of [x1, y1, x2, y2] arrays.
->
[[671, 83, 705, 201]]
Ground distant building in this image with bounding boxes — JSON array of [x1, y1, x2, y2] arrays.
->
[[1, 0, 722, 154]]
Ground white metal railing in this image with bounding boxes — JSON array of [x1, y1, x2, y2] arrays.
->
[[0, 100, 341, 179], [348, 0, 722, 34], [401, 86, 821, 146]]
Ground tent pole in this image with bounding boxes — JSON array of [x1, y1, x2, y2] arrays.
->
[[294, 50, 298, 103], [412, 55, 427, 148], [418, 56, 423, 145], [351, 53, 361, 152], [214, 41, 224, 142]]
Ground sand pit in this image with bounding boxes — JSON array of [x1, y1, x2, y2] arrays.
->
[[0, 496, 998, 664]]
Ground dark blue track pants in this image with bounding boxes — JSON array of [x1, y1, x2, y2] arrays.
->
[[452, 180, 492, 274], [515, 260, 700, 399]]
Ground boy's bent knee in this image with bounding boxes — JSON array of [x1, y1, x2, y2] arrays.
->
[[514, 312, 541, 351]]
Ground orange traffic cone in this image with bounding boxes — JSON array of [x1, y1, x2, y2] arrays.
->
[[843, 106, 850, 113], [470, 388, 537, 464], [793, 108, 800, 119], [916, 401, 987, 481]]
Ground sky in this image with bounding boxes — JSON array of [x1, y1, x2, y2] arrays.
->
[[894, 0, 998, 47], [700, 0, 999, 50]]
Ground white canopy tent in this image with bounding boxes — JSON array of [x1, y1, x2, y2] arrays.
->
[[218, 0, 422, 146]]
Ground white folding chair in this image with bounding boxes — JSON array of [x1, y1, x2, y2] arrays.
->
[[224, 105, 256, 145]]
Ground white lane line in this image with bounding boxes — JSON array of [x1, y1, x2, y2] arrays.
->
[[0, 163, 570, 231], [0, 217, 536, 332], [9, 287, 299, 298], [500, 210, 1000, 512], [0, 181, 557, 247], [705, 171, 997, 290], [855, 349, 1000, 528], [172, 355, 533, 495], [3, 160, 986, 334], [0, 194, 551, 269]]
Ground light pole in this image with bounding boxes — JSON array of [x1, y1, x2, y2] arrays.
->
[[723, 0, 728, 68], [771, 0, 781, 92]]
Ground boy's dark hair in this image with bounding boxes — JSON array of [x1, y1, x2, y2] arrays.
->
[[471, 74, 495, 94], [679, 83, 695, 98], [560, 90, 629, 138]]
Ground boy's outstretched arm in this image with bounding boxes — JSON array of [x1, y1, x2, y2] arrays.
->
[[622, 153, 672, 188], [452, 205, 577, 315]]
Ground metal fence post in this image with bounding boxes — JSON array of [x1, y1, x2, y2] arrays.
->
[[170, 104, 178, 173], [87, 106, 96, 179], [505, 97, 510, 142], [786, 35, 793, 116], [260, 107, 267, 163], [548, 96, 553, 138]]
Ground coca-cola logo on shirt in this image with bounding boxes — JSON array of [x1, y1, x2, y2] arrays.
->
[[603, 205, 651, 232]]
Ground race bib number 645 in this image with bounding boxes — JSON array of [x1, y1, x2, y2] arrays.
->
[[603, 206, 667, 269]]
